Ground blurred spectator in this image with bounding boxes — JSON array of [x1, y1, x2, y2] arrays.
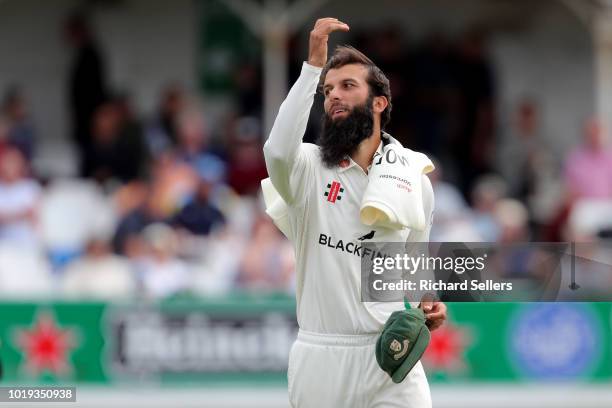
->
[[227, 117, 268, 196], [470, 174, 507, 242], [234, 61, 262, 118], [0, 115, 9, 152], [450, 27, 496, 197], [64, 12, 108, 172], [145, 84, 186, 156], [2, 87, 36, 159], [112, 180, 149, 218], [137, 223, 189, 299], [429, 158, 469, 222], [148, 149, 199, 215], [364, 26, 414, 146], [407, 31, 454, 156], [115, 92, 148, 172], [498, 99, 546, 198], [39, 179, 116, 269], [494, 199, 530, 243], [175, 104, 226, 166], [236, 215, 294, 292], [173, 157, 226, 236], [112, 183, 170, 257], [561, 119, 612, 241], [112, 148, 198, 256], [567, 200, 612, 240], [564, 118, 612, 199], [428, 159, 480, 241], [83, 99, 147, 184], [491, 199, 552, 285], [0, 147, 41, 248], [61, 237, 136, 300], [499, 99, 563, 234], [0, 244, 53, 298]]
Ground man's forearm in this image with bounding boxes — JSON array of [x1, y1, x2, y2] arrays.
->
[[263, 62, 321, 204], [263, 62, 321, 165]]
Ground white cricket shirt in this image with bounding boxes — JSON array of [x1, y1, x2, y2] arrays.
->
[[263, 62, 434, 335]]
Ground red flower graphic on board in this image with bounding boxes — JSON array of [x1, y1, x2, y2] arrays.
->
[[422, 324, 471, 373], [14, 311, 78, 377]]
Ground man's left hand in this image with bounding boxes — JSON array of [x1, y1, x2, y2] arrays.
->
[[418, 299, 447, 331]]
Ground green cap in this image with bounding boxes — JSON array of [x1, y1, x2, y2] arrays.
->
[[375, 309, 431, 383]]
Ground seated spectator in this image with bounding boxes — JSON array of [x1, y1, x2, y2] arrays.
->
[[0, 115, 9, 153], [470, 174, 507, 242], [494, 199, 530, 243], [83, 99, 146, 183], [173, 156, 226, 236], [145, 84, 186, 156], [0, 147, 41, 248], [497, 99, 556, 200], [39, 178, 116, 270], [0, 244, 53, 297], [236, 215, 294, 292], [148, 148, 199, 215], [2, 87, 36, 160], [175, 104, 226, 166], [227, 117, 269, 196], [61, 236, 136, 300], [113, 150, 198, 256], [564, 118, 612, 200], [429, 160, 481, 242], [115, 92, 148, 175], [491, 199, 553, 286], [428, 159, 468, 224], [112, 183, 170, 256], [189, 228, 243, 296], [112, 180, 149, 218], [567, 200, 612, 241], [137, 223, 189, 299]]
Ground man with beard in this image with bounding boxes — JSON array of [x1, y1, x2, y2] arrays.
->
[[263, 18, 446, 407]]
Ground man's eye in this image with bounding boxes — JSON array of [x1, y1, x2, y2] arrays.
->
[[345, 83, 354, 88]]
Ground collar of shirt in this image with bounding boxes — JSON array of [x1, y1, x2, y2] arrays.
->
[[336, 132, 389, 173]]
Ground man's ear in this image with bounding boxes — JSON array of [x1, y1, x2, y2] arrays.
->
[[372, 96, 388, 114]]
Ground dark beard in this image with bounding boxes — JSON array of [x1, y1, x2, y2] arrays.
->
[[317, 97, 374, 168]]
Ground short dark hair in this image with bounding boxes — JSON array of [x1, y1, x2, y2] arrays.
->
[[319, 46, 392, 130]]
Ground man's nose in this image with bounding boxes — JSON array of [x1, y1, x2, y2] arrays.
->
[[328, 88, 341, 101]]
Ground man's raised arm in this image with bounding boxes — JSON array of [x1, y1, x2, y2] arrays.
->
[[263, 18, 349, 205]]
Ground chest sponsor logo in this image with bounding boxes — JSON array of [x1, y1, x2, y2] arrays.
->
[[318, 233, 392, 262], [324, 181, 344, 203]]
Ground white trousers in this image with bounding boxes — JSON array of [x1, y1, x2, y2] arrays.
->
[[288, 330, 432, 408]]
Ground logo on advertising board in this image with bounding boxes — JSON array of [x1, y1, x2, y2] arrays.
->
[[110, 310, 298, 376], [12, 310, 79, 378], [422, 323, 472, 375], [508, 303, 602, 379]]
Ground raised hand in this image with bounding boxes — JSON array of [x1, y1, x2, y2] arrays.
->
[[308, 18, 350, 68]]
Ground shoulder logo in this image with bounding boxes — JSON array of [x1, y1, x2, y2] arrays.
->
[[324, 181, 344, 203]]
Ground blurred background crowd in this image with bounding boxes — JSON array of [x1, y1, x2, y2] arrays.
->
[[0, 0, 611, 302]]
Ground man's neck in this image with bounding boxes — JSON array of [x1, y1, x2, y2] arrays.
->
[[351, 129, 381, 172]]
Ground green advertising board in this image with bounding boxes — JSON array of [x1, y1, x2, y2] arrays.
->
[[0, 299, 610, 385]]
